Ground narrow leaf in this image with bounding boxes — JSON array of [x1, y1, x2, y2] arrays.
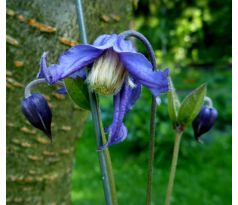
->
[[177, 83, 207, 126], [168, 78, 181, 123], [64, 77, 90, 110]]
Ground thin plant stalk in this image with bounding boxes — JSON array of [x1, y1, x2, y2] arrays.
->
[[146, 96, 156, 205], [121, 30, 157, 205], [24, 78, 64, 98], [164, 130, 183, 205], [97, 97, 118, 203], [75, 1, 118, 204]]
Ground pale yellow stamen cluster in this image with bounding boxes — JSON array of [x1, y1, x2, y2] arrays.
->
[[86, 49, 127, 95]]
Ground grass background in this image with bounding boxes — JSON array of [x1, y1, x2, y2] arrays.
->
[[71, 0, 231, 204], [71, 67, 231, 205]]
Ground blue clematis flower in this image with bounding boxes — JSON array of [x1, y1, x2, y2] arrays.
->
[[102, 80, 142, 148], [21, 93, 52, 140], [38, 33, 169, 147], [192, 106, 218, 140]]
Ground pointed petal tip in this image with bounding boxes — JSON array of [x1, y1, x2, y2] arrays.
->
[[98, 125, 128, 150], [44, 129, 52, 141], [49, 135, 53, 144], [39, 52, 48, 64], [38, 52, 54, 83], [43, 51, 48, 56], [164, 68, 170, 75]]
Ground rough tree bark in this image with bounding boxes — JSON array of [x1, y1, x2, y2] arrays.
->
[[6, 0, 132, 204]]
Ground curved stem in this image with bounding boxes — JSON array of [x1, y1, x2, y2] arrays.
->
[[75, 1, 117, 205], [164, 130, 183, 205], [204, 96, 213, 107], [121, 30, 156, 69], [24, 78, 64, 98], [121, 30, 157, 205]]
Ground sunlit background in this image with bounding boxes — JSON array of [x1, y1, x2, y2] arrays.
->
[[71, 0, 231, 204]]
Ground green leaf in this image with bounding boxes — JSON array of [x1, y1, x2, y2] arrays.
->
[[64, 77, 90, 110], [177, 83, 207, 126], [168, 78, 181, 123]]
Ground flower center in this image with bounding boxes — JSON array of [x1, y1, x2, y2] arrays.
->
[[86, 49, 127, 95]]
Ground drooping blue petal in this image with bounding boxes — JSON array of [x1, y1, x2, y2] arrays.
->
[[118, 52, 169, 96], [39, 45, 104, 84], [113, 35, 136, 53], [21, 93, 52, 140], [38, 34, 119, 84], [100, 85, 128, 149], [93, 34, 118, 48], [126, 81, 141, 112], [37, 55, 47, 79], [100, 81, 141, 149]]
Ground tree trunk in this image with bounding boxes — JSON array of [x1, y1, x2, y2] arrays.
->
[[6, 0, 132, 204]]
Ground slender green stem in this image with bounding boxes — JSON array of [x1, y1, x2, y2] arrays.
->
[[164, 130, 183, 205], [121, 30, 157, 205], [24, 78, 64, 98], [146, 96, 156, 205], [75, 1, 117, 204], [98, 101, 118, 205]]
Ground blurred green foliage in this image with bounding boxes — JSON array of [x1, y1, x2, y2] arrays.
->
[[71, 0, 231, 204], [133, 0, 231, 68]]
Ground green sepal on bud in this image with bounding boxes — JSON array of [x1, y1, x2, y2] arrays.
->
[[168, 80, 207, 130], [168, 78, 181, 125], [64, 77, 90, 110], [177, 83, 207, 127]]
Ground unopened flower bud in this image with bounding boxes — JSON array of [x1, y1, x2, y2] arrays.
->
[[192, 106, 218, 140], [21, 93, 52, 140], [86, 49, 127, 95]]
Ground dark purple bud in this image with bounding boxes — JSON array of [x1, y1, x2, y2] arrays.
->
[[21, 93, 52, 140], [192, 106, 218, 140]]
